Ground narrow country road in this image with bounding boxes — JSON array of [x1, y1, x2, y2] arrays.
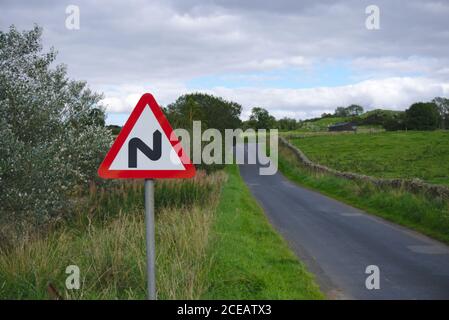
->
[[238, 144, 449, 299]]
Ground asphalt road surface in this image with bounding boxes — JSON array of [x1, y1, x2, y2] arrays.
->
[[238, 144, 449, 299]]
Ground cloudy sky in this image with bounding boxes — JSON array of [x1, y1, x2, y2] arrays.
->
[[1, 0, 449, 124]]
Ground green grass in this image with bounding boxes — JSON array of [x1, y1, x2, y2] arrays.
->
[[0, 172, 226, 299], [289, 131, 449, 186], [278, 144, 449, 245], [202, 165, 323, 299], [0, 167, 322, 299], [305, 117, 346, 129], [290, 116, 346, 133]]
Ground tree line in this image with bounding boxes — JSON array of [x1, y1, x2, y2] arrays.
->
[[135, 93, 449, 133], [239, 99, 449, 132]]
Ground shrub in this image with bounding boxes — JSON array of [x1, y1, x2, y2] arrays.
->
[[405, 102, 441, 131], [383, 112, 407, 131], [0, 26, 112, 229]]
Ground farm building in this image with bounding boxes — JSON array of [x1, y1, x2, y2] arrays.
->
[[328, 122, 357, 132]]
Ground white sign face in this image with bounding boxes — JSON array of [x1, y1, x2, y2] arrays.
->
[[109, 105, 184, 171], [98, 93, 195, 179]]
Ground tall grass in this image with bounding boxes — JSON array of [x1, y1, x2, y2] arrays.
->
[[79, 171, 220, 225], [0, 171, 226, 299]]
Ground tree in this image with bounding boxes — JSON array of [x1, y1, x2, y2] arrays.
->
[[165, 93, 242, 131], [276, 117, 299, 131], [334, 106, 349, 117], [248, 107, 276, 129], [165, 93, 242, 173], [0, 26, 112, 228], [346, 104, 364, 116], [405, 102, 441, 131], [334, 105, 364, 117], [432, 97, 449, 129]]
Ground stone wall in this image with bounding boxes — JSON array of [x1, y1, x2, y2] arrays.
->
[[280, 136, 449, 200]]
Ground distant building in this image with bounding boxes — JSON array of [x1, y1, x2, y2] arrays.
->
[[328, 122, 357, 132]]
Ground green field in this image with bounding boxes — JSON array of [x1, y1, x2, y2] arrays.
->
[[289, 131, 449, 186], [297, 116, 346, 132]]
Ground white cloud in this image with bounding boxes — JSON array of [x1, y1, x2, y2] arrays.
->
[[213, 77, 448, 119], [102, 77, 449, 120], [1, 0, 448, 123]]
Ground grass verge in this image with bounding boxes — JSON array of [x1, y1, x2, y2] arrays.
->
[[202, 165, 323, 299], [0, 172, 226, 299], [279, 144, 449, 245], [0, 166, 323, 299]]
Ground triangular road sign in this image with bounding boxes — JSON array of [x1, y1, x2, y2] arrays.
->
[[98, 93, 196, 179]]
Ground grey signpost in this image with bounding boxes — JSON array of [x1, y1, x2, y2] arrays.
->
[[97, 93, 195, 301], [144, 179, 156, 300]]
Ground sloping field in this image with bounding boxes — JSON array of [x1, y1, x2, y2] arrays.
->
[[289, 131, 449, 186]]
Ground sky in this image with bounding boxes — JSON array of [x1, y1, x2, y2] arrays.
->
[[1, 0, 449, 125]]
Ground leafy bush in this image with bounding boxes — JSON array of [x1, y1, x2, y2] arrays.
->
[[383, 112, 407, 131], [406, 102, 442, 131], [275, 117, 301, 131], [0, 26, 112, 229]]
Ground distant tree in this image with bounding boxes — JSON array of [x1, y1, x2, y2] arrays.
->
[[346, 104, 364, 116], [165, 93, 242, 173], [106, 124, 122, 135], [405, 102, 441, 131], [321, 113, 333, 118], [432, 97, 449, 129], [334, 106, 349, 117], [334, 105, 364, 117], [248, 107, 276, 129], [276, 117, 299, 131], [383, 112, 407, 131], [165, 93, 241, 131]]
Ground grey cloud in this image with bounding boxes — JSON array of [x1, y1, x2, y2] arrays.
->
[[1, 0, 448, 120]]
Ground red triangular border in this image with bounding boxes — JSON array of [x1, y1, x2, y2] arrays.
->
[[98, 93, 196, 179]]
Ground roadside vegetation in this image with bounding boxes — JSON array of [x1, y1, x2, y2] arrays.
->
[[0, 166, 323, 299], [278, 143, 449, 244], [203, 165, 323, 299], [0, 173, 226, 299], [0, 26, 112, 238], [288, 131, 449, 186], [0, 26, 323, 300]]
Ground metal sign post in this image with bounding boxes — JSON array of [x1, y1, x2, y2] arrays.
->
[[144, 179, 156, 300], [97, 93, 196, 300]]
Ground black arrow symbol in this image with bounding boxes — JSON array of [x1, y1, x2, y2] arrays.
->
[[128, 130, 162, 168]]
